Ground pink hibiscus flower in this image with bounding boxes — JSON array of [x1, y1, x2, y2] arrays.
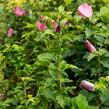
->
[[14, 6, 25, 17], [36, 21, 47, 32], [78, 3, 93, 18]]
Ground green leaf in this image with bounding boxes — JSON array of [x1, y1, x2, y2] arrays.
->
[[64, 0, 72, 6], [100, 89, 109, 106], [15, 105, 25, 109], [103, 0, 109, 3], [71, 107, 75, 109], [58, 5, 64, 13], [76, 94, 88, 109], [99, 6, 109, 18], [60, 60, 80, 71], [88, 106, 98, 109], [56, 95, 65, 108], [85, 29, 93, 38], [21, 77, 35, 83], [9, 98, 17, 105], [37, 53, 56, 64], [3, 79, 9, 91], [44, 29, 55, 36], [87, 53, 96, 62], [43, 88, 55, 101], [24, 23, 35, 29], [101, 106, 109, 109], [0, 70, 4, 82], [100, 60, 109, 68]]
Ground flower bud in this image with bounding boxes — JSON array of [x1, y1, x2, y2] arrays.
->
[[53, 21, 61, 33], [80, 80, 95, 91], [84, 40, 96, 53], [0, 93, 5, 100], [7, 28, 14, 37], [40, 15, 45, 20]]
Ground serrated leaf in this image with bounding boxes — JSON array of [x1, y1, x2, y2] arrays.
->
[[21, 77, 35, 83], [56, 95, 65, 108], [37, 53, 56, 63], [99, 6, 109, 17], [100, 60, 109, 68], [58, 5, 64, 13], [85, 29, 93, 38], [87, 53, 96, 62], [44, 29, 55, 36], [60, 60, 80, 71]]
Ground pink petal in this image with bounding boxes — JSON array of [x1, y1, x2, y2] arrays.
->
[[14, 6, 25, 17], [78, 3, 93, 18], [36, 21, 47, 32]]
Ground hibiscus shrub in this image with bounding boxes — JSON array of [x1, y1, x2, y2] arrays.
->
[[0, 0, 109, 109]]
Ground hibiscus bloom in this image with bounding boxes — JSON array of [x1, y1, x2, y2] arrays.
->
[[14, 6, 25, 17], [36, 21, 47, 32], [78, 3, 93, 18]]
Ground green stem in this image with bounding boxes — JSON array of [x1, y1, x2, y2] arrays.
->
[[3, 0, 7, 30], [24, 82, 27, 108], [57, 33, 61, 90], [48, 34, 50, 77]]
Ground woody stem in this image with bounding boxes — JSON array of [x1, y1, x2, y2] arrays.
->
[[57, 33, 61, 90]]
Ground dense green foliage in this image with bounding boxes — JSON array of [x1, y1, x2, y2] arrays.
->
[[0, 0, 109, 109]]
